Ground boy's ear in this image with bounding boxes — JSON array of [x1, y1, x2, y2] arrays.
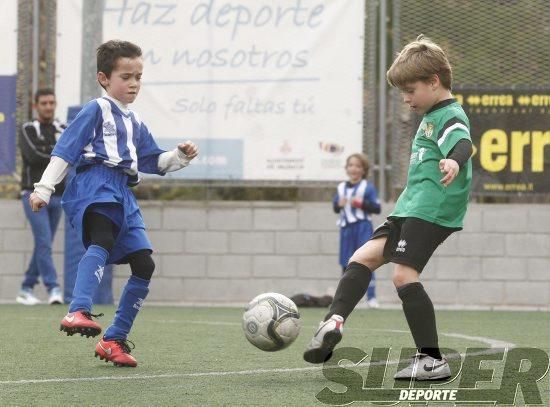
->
[[429, 74, 441, 90], [97, 72, 109, 88]]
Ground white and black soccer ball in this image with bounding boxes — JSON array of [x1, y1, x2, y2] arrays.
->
[[242, 292, 301, 351]]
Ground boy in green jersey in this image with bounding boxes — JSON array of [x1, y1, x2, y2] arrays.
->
[[303, 35, 473, 381]]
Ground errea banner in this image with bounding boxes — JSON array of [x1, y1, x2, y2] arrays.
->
[[453, 89, 550, 195], [97, 0, 364, 181]]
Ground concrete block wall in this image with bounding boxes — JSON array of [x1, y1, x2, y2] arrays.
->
[[1, 199, 549, 309]]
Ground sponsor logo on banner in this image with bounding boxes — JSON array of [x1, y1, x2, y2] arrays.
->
[[319, 142, 345, 155], [153, 138, 243, 180], [319, 141, 345, 169], [279, 140, 292, 155], [265, 140, 305, 171]]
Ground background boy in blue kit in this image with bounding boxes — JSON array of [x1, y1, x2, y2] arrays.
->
[[333, 153, 381, 307]]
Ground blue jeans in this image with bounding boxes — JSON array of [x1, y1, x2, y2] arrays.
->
[[21, 191, 62, 291], [64, 215, 114, 305]]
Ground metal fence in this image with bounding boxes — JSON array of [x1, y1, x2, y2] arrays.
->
[[388, 0, 550, 197], [5, 0, 549, 201]]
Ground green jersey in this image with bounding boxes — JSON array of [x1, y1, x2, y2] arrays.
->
[[391, 99, 472, 228]]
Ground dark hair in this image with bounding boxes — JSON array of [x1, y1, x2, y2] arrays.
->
[[34, 88, 55, 104], [96, 40, 142, 77]]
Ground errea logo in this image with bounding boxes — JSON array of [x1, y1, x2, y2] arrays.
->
[[396, 239, 407, 252]]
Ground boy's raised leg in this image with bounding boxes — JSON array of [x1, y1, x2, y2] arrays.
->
[[60, 245, 108, 337], [303, 262, 372, 364], [304, 239, 386, 364]]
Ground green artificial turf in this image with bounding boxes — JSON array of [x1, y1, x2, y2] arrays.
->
[[0, 305, 547, 406]]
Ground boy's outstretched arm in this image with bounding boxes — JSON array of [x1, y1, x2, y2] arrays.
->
[[157, 140, 199, 173], [29, 156, 70, 211]]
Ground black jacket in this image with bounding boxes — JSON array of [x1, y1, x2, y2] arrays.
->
[[19, 119, 66, 194]]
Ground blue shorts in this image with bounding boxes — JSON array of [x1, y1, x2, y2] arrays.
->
[[339, 220, 373, 267], [62, 164, 152, 265]]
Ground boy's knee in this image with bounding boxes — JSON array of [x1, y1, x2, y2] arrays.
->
[[350, 242, 385, 270], [129, 250, 155, 280], [392, 265, 419, 288], [392, 273, 407, 288]]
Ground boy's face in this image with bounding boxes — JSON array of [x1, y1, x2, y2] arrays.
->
[[34, 94, 56, 123], [98, 57, 143, 105], [400, 79, 439, 114], [346, 156, 365, 183]]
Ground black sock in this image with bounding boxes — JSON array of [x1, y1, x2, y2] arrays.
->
[[325, 262, 373, 321], [397, 282, 442, 360]]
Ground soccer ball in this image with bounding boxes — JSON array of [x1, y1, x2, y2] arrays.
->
[[242, 293, 301, 351]]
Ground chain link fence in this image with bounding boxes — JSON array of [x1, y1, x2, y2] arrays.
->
[[4, 1, 549, 201], [389, 0, 550, 197]]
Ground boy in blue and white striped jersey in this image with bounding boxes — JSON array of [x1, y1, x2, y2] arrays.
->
[[29, 40, 198, 367], [333, 153, 381, 307]]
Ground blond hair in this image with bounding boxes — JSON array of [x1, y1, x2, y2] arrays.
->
[[386, 35, 452, 90], [346, 153, 370, 178]]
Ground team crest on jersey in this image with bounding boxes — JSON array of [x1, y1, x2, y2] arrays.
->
[[421, 122, 434, 139], [103, 121, 116, 137]]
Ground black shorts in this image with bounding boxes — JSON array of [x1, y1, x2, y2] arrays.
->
[[371, 217, 458, 273]]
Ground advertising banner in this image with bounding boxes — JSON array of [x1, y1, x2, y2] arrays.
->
[[58, 0, 365, 181], [454, 89, 550, 194]]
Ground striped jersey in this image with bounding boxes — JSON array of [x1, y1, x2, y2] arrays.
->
[[334, 179, 379, 227], [52, 97, 165, 176], [390, 98, 472, 228]]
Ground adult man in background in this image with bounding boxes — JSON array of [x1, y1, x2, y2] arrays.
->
[[16, 88, 64, 305]]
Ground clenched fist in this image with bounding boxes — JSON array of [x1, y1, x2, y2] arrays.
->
[[29, 192, 47, 212], [178, 141, 198, 159]]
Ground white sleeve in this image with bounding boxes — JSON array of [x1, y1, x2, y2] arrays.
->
[[33, 156, 70, 204], [157, 148, 192, 173]]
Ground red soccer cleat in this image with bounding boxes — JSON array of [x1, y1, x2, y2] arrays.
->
[[95, 338, 138, 367], [59, 311, 103, 338]]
